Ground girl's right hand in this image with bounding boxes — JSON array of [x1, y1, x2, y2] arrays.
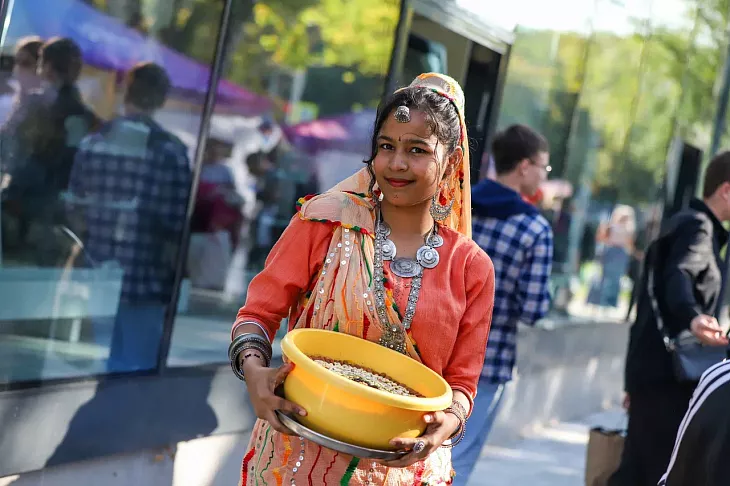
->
[[243, 361, 307, 435]]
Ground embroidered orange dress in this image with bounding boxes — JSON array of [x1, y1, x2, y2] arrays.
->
[[234, 194, 494, 486]]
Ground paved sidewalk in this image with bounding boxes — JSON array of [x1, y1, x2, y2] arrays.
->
[[467, 410, 624, 486]]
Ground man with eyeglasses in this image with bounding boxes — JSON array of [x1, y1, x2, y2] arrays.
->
[[452, 124, 554, 485]]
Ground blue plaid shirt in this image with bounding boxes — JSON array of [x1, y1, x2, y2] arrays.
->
[[68, 115, 191, 303], [473, 203, 553, 383]]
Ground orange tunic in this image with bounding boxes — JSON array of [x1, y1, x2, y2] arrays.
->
[[235, 216, 494, 485]]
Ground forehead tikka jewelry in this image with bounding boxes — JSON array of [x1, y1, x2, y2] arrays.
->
[[394, 105, 411, 123]]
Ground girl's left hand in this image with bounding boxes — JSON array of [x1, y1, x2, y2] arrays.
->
[[379, 411, 459, 468]]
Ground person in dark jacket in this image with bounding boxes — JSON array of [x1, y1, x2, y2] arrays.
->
[[658, 360, 730, 486], [609, 152, 730, 486], [452, 125, 553, 485]]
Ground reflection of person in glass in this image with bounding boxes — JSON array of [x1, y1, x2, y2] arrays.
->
[[1, 37, 98, 260], [17, 37, 99, 185], [67, 62, 191, 372], [1, 36, 43, 148], [247, 151, 281, 270], [587, 204, 635, 310], [8, 36, 43, 111], [229, 74, 494, 485], [188, 132, 245, 290], [0, 36, 43, 248]]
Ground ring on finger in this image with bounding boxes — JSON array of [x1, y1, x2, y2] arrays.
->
[[413, 440, 426, 454]]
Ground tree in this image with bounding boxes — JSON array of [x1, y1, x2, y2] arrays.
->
[[497, 0, 730, 205], [226, 0, 399, 95]]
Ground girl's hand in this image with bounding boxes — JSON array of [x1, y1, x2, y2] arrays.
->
[[379, 411, 459, 468], [244, 361, 307, 435]]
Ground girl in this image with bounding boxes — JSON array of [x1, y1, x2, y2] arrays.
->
[[229, 73, 495, 485]]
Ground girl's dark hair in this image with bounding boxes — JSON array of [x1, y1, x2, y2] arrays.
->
[[365, 87, 461, 196]]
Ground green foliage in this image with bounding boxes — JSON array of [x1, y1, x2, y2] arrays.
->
[[498, 0, 730, 205], [226, 0, 399, 91]]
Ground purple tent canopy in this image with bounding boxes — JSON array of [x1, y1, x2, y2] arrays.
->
[[283, 109, 376, 155], [5, 0, 271, 114]]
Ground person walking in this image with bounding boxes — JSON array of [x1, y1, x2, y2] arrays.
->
[[587, 205, 636, 313], [452, 124, 554, 485], [67, 62, 191, 372], [609, 151, 730, 486]]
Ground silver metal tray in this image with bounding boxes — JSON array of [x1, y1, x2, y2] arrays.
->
[[275, 411, 408, 461]]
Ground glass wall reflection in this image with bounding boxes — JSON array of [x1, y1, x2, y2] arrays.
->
[[167, 0, 400, 366], [0, 0, 220, 384]]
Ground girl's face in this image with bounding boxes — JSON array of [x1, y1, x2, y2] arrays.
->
[[371, 108, 461, 209], [12, 49, 39, 91]]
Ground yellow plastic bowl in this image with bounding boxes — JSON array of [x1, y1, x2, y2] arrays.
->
[[280, 329, 452, 450]]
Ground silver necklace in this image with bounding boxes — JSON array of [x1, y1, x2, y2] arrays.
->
[[373, 207, 441, 353], [381, 221, 442, 277]]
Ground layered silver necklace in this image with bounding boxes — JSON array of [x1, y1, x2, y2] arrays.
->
[[373, 206, 442, 353]]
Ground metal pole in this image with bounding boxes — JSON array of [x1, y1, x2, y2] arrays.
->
[[0, 0, 14, 47], [711, 18, 730, 319], [156, 0, 235, 370], [710, 47, 730, 158], [384, 0, 412, 94], [0, 0, 15, 267]]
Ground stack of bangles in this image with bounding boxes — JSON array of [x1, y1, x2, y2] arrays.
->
[[228, 331, 273, 381], [443, 400, 468, 448]]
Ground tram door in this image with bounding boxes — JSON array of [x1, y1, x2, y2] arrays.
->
[[394, 11, 507, 182]]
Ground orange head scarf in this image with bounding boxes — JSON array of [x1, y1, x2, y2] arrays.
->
[[294, 73, 471, 359]]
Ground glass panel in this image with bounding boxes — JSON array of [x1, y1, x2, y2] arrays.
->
[[493, 0, 593, 181], [168, 0, 401, 367], [0, 0, 221, 385]]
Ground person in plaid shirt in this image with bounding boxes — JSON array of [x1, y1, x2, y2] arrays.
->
[[453, 125, 553, 485], [67, 63, 191, 372]]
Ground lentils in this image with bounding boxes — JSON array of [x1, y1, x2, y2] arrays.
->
[[310, 356, 422, 397]]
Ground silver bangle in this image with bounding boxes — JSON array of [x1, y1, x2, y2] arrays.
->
[[229, 333, 272, 363], [231, 342, 271, 381], [229, 333, 273, 381], [231, 320, 271, 343]]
